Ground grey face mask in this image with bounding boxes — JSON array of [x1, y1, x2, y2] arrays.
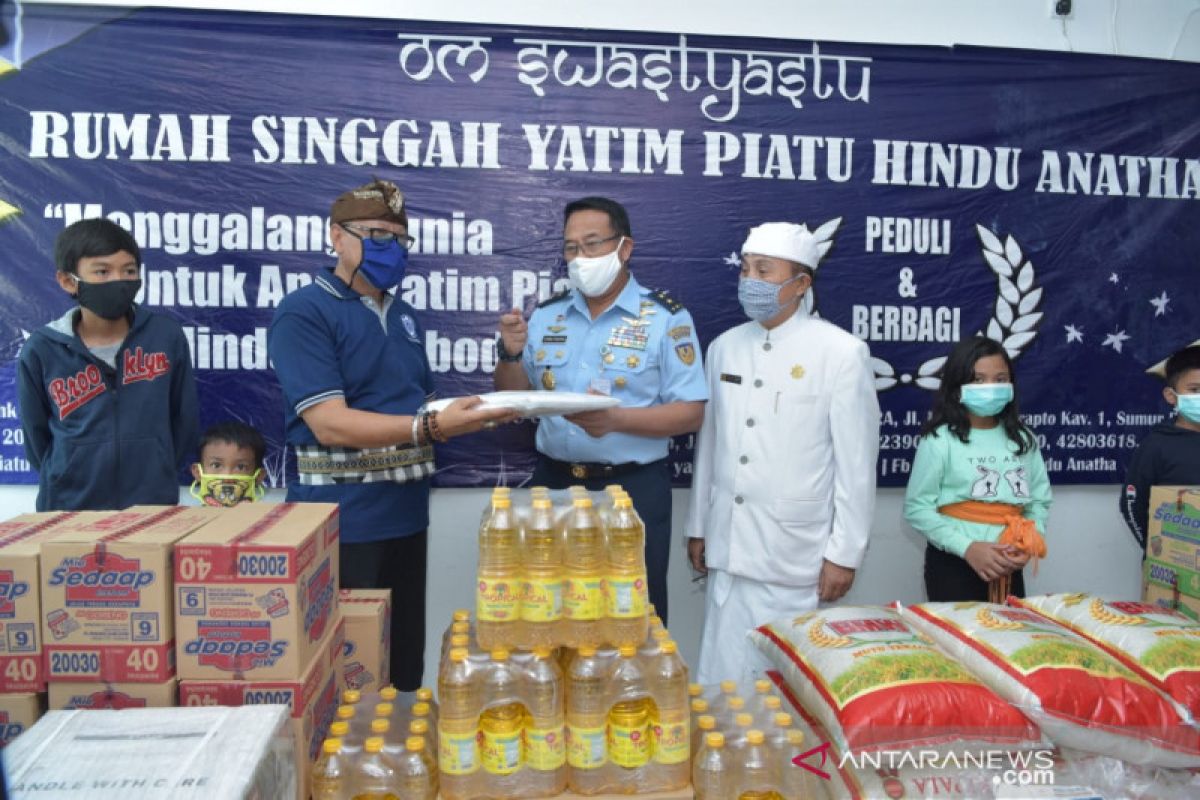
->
[[737, 275, 801, 322]]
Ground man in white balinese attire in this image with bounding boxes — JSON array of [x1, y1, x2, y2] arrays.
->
[[686, 222, 880, 686]]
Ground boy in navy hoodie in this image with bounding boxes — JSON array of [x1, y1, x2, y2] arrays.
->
[[1121, 345, 1200, 552], [16, 218, 198, 511]]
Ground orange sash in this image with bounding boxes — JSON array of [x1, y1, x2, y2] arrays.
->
[[938, 501, 1047, 603]]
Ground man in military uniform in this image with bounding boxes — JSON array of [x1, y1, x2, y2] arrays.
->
[[495, 197, 707, 623]]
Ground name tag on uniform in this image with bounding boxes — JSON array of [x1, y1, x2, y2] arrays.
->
[[720, 373, 742, 384], [541, 335, 568, 344]]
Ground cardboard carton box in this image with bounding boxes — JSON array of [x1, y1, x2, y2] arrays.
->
[[175, 502, 339, 680], [5, 705, 296, 799], [48, 677, 177, 709], [180, 616, 343, 800], [0, 512, 103, 691], [1143, 580, 1200, 622], [0, 691, 44, 746], [340, 588, 390, 692], [40, 506, 219, 682]]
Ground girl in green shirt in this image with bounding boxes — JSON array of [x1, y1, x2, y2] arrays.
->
[[904, 336, 1052, 602]]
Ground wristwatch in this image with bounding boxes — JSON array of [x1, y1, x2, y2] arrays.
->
[[497, 339, 523, 363]]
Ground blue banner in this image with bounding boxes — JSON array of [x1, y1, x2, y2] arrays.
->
[[1, 3, 1197, 489]]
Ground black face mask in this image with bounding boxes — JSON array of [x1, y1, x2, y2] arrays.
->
[[73, 277, 141, 320]]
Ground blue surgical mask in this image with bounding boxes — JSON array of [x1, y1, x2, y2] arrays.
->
[[355, 237, 409, 291], [738, 275, 801, 322], [1176, 393, 1200, 424], [960, 383, 1014, 417]]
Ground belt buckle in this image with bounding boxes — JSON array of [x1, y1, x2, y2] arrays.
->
[[570, 463, 588, 480]]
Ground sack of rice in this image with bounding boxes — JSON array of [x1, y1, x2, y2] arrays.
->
[[750, 606, 1041, 757], [900, 601, 1200, 768]]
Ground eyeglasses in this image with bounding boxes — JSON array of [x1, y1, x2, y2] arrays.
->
[[342, 223, 415, 249], [562, 234, 622, 261]]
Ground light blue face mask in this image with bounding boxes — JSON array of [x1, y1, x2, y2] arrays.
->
[[960, 383, 1013, 417], [738, 274, 802, 322], [1175, 392, 1200, 424]]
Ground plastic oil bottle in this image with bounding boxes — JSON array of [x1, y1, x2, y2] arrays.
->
[[650, 639, 690, 787], [521, 498, 563, 649], [736, 730, 783, 800], [311, 737, 348, 800], [563, 497, 605, 647], [477, 496, 521, 650], [693, 732, 732, 800], [524, 646, 568, 796], [692, 714, 717, 765], [608, 643, 653, 776], [765, 713, 795, 790], [605, 495, 649, 646], [393, 735, 436, 800], [437, 647, 479, 800], [710, 680, 738, 720], [566, 644, 608, 793], [479, 648, 526, 787], [351, 736, 398, 800], [408, 718, 435, 766]]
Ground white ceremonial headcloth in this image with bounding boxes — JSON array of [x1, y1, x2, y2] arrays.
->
[[740, 222, 819, 270]]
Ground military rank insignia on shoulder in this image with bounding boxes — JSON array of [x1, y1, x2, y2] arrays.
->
[[647, 288, 683, 314], [537, 289, 571, 309]]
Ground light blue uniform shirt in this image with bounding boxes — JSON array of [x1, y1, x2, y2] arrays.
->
[[522, 273, 708, 464]]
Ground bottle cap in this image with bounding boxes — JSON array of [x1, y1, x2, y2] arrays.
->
[[413, 702, 430, 717], [706, 732, 725, 748], [490, 647, 510, 661], [605, 484, 623, 494], [532, 646, 552, 659], [720, 680, 736, 694], [380, 686, 399, 701], [728, 697, 746, 711], [452, 622, 470, 635], [614, 496, 632, 509], [364, 737, 385, 753], [787, 729, 805, 745], [578, 645, 598, 657], [449, 647, 468, 662], [688, 683, 703, 697], [532, 498, 552, 510], [322, 738, 341, 755], [691, 699, 709, 714], [330, 721, 349, 738], [652, 629, 670, 642], [775, 713, 793, 727], [764, 696, 782, 711], [747, 729, 765, 745], [336, 705, 355, 721], [492, 487, 512, 495], [617, 644, 637, 658], [451, 634, 470, 647], [755, 679, 772, 694], [698, 715, 716, 730], [371, 719, 389, 734], [406, 736, 426, 751], [342, 689, 361, 704], [416, 688, 433, 702], [453, 609, 471, 622], [573, 497, 593, 508], [410, 719, 429, 734], [375, 703, 393, 718], [493, 497, 512, 509], [735, 713, 753, 728]]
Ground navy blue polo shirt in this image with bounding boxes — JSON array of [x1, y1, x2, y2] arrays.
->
[[269, 270, 434, 542]]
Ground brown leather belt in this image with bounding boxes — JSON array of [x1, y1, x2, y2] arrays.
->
[[541, 456, 655, 481]]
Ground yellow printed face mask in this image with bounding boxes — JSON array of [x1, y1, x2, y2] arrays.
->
[[189, 467, 265, 507]]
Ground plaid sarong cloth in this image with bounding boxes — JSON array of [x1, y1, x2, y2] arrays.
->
[[294, 443, 435, 486]]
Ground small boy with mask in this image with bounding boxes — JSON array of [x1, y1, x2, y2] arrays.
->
[[191, 421, 267, 507], [1121, 345, 1200, 552], [17, 218, 198, 511]]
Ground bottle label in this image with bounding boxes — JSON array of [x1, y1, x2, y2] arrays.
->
[[567, 723, 607, 769], [653, 719, 689, 764], [526, 723, 567, 770], [520, 577, 563, 622], [438, 728, 479, 775], [476, 576, 520, 622], [481, 726, 523, 775], [563, 576, 604, 621], [604, 574, 648, 618], [608, 719, 652, 768]]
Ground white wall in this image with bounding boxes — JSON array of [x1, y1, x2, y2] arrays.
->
[[7, 0, 1195, 684]]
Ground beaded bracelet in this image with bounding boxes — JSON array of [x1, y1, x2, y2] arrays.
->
[[422, 412, 434, 445], [429, 410, 448, 443]]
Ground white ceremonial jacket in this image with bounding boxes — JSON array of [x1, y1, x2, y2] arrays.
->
[[685, 309, 880, 587]]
